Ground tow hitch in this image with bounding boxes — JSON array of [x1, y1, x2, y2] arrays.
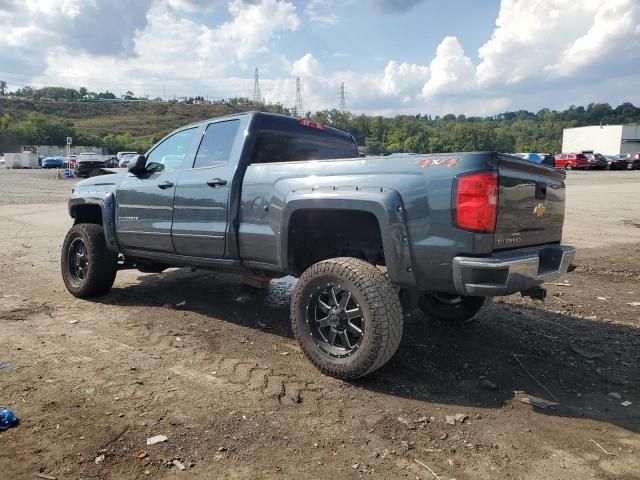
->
[[521, 286, 547, 301]]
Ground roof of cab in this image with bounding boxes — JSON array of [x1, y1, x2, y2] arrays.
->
[[182, 111, 354, 139]]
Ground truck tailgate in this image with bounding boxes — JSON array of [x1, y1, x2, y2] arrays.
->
[[494, 155, 566, 249]]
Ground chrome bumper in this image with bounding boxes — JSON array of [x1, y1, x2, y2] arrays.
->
[[452, 245, 576, 296]]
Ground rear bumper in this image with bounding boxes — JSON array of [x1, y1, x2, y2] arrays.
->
[[452, 244, 575, 296]]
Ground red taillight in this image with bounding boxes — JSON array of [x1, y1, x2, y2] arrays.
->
[[454, 171, 498, 233], [298, 118, 326, 131]]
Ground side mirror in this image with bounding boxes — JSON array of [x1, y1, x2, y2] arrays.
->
[[128, 155, 147, 175]]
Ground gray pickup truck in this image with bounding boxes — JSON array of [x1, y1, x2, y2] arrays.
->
[[61, 112, 575, 379]]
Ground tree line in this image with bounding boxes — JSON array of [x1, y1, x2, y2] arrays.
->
[[1, 94, 639, 156]]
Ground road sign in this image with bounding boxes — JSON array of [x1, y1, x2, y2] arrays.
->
[[66, 137, 72, 145]]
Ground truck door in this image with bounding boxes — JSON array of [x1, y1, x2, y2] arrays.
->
[[115, 127, 200, 253], [171, 119, 243, 258]]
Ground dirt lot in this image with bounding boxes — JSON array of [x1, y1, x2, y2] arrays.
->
[[1, 168, 639, 480]]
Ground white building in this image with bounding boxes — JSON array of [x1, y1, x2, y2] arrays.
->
[[562, 125, 640, 155]]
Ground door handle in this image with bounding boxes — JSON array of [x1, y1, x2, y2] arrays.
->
[[157, 181, 175, 189], [207, 178, 228, 188]]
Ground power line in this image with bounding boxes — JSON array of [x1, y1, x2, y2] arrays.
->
[[292, 76, 304, 118], [253, 67, 262, 103], [338, 82, 346, 113]]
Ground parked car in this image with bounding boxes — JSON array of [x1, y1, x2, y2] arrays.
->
[[116, 151, 138, 161], [554, 153, 590, 170], [42, 156, 66, 169], [583, 153, 608, 169], [608, 153, 640, 170], [118, 153, 139, 168], [512, 153, 555, 168], [75, 152, 106, 177], [514, 152, 541, 163], [61, 112, 575, 380], [104, 157, 119, 168]]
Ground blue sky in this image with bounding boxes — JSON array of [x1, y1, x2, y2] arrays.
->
[[1, 0, 639, 115]]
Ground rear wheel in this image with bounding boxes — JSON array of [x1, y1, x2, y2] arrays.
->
[[418, 292, 488, 324], [291, 257, 403, 379], [627, 162, 634, 170], [61, 224, 117, 298]]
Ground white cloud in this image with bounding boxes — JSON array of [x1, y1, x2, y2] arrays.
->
[[382, 61, 429, 96], [476, 0, 640, 86], [421, 36, 475, 97], [306, 0, 339, 27], [200, 0, 299, 61]]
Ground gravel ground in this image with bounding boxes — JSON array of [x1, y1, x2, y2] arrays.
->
[[0, 167, 639, 480]]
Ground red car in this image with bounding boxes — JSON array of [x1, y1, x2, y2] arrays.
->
[[554, 153, 590, 170]]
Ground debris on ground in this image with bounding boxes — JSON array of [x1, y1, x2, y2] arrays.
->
[[590, 439, 616, 456], [69, 319, 78, 324], [621, 401, 632, 407], [397, 416, 414, 428], [0, 363, 6, 369], [175, 300, 187, 308], [608, 392, 622, 400], [171, 459, 186, 471], [94, 454, 105, 464], [35, 474, 57, 480], [519, 395, 559, 409], [135, 451, 147, 459], [553, 281, 572, 287], [147, 434, 168, 445], [0, 408, 19, 431], [627, 302, 640, 307], [571, 344, 604, 359], [445, 413, 468, 425]]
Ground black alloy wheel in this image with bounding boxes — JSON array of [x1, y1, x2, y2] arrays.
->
[[307, 284, 365, 358]]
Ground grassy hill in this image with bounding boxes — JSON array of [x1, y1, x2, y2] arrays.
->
[[0, 97, 285, 139]]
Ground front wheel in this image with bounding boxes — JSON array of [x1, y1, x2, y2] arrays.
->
[[61, 224, 117, 298], [290, 257, 403, 380], [418, 292, 488, 324], [564, 163, 573, 170]]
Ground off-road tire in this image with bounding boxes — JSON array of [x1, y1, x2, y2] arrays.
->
[[418, 292, 488, 324], [290, 257, 403, 380], [61, 224, 117, 298]]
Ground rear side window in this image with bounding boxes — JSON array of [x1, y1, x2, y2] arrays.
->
[[251, 117, 358, 164], [193, 120, 241, 168]]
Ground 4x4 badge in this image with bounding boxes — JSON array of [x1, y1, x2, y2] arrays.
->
[[533, 203, 546, 218]]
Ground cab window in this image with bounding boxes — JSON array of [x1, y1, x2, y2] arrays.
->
[[193, 120, 240, 168], [145, 127, 197, 173]]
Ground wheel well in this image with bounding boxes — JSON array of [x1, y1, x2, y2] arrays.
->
[[73, 204, 103, 225], [287, 209, 385, 275]]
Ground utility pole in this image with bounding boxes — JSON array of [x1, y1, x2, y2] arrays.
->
[[253, 68, 262, 104], [338, 82, 346, 113], [292, 77, 304, 118], [0, 81, 7, 96]]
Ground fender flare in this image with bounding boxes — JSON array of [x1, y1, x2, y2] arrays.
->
[[280, 186, 417, 287], [68, 193, 119, 252]]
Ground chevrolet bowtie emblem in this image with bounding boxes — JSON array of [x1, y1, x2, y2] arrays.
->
[[533, 203, 546, 218]]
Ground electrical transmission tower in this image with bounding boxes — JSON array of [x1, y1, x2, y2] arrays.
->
[[0, 81, 7, 96], [338, 82, 346, 113], [253, 68, 262, 103], [292, 77, 304, 118]]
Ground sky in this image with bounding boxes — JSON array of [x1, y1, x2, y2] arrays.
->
[[1, 0, 639, 116]]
